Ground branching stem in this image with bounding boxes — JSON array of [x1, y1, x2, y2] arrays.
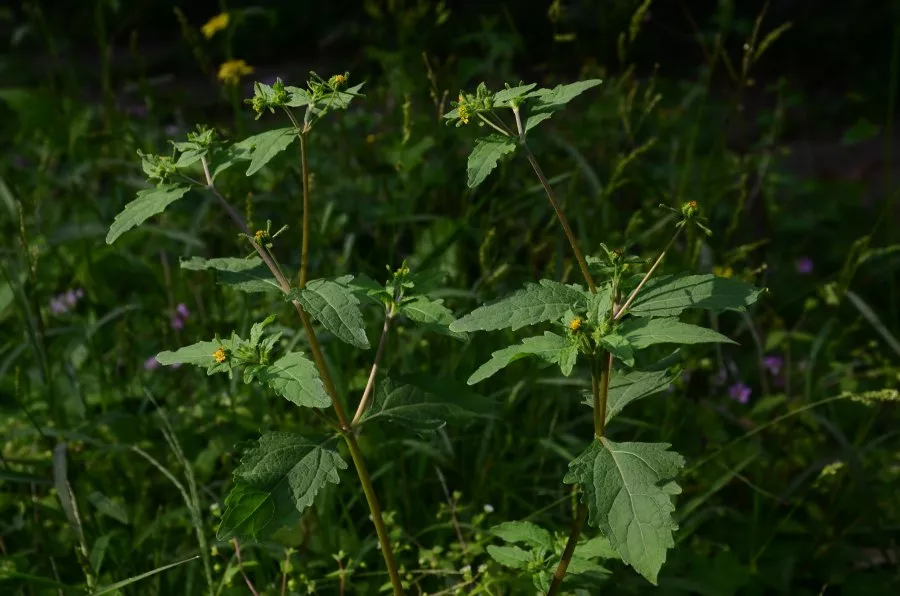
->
[[614, 227, 682, 320], [352, 307, 394, 426]]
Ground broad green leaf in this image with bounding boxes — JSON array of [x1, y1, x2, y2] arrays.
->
[[618, 317, 736, 349], [586, 286, 612, 324], [285, 86, 311, 107], [156, 339, 226, 370], [209, 141, 253, 180], [627, 274, 762, 318], [467, 332, 576, 385], [486, 544, 533, 569], [600, 334, 635, 367], [317, 82, 365, 111], [450, 280, 588, 333], [491, 521, 554, 551], [528, 79, 603, 110], [564, 438, 684, 584], [106, 184, 190, 244], [242, 127, 298, 176], [258, 352, 330, 409], [524, 111, 555, 133], [180, 256, 281, 293], [291, 278, 369, 349], [399, 296, 466, 340], [493, 83, 537, 106], [467, 134, 518, 188], [359, 377, 486, 431], [218, 433, 346, 540], [574, 535, 619, 560]]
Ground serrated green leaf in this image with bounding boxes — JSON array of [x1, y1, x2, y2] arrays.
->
[[399, 296, 466, 340], [491, 521, 554, 551], [106, 184, 190, 244], [486, 544, 533, 569], [627, 274, 762, 318], [450, 280, 588, 333], [587, 286, 613, 324], [217, 433, 346, 540], [156, 340, 224, 368], [467, 331, 576, 385], [258, 353, 330, 409], [359, 377, 487, 432], [618, 317, 736, 349], [467, 134, 518, 188], [574, 535, 619, 560], [602, 370, 673, 422], [564, 438, 684, 584], [493, 83, 537, 106], [180, 256, 281, 293], [600, 334, 635, 367], [290, 278, 369, 349], [524, 111, 555, 133], [242, 127, 298, 176]]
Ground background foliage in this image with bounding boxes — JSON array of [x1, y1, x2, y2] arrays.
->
[[2, 0, 900, 594]]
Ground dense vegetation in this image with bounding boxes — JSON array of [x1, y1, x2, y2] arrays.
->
[[2, 1, 899, 594]]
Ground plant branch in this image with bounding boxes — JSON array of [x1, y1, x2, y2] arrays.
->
[[352, 307, 394, 426], [232, 539, 260, 596], [299, 133, 311, 288], [546, 503, 587, 596], [200, 156, 405, 595], [521, 146, 597, 293], [614, 227, 682, 320], [476, 112, 512, 137]]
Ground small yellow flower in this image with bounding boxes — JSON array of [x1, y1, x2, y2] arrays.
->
[[201, 13, 230, 39], [329, 73, 346, 88], [688, 200, 698, 209], [217, 59, 254, 86], [712, 265, 734, 278], [457, 103, 471, 125], [202, 13, 230, 39], [366, 134, 376, 144], [569, 317, 582, 332], [254, 230, 265, 242], [213, 347, 227, 363]]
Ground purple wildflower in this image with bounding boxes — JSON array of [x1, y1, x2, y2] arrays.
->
[[50, 298, 67, 315], [728, 382, 752, 404], [176, 303, 190, 319], [144, 356, 160, 371], [762, 355, 783, 376], [49, 288, 84, 316], [796, 256, 814, 275], [170, 316, 184, 331]]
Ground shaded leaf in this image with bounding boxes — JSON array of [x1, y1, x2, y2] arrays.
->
[[467, 134, 518, 188], [600, 333, 635, 367], [156, 339, 227, 371], [242, 127, 298, 176], [493, 83, 537, 106], [486, 545, 533, 569], [627, 274, 762, 318], [450, 280, 588, 333], [399, 296, 466, 340], [468, 332, 576, 385], [218, 433, 346, 540], [564, 438, 684, 584], [491, 521, 553, 551], [106, 184, 190, 244], [359, 377, 487, 432], [180, 256, 281, 293]]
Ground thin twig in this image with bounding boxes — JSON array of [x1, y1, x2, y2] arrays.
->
[[352, 308, 394, 426], [232, 539, 260, 596], [299, 133, 311, 288], [614, 228, 682, 320]]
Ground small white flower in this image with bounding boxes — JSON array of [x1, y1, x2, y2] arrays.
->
[[483, 504, 494, 513]]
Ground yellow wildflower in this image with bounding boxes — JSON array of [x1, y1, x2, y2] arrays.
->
[[329, 73, 346, 88], [569, 317, 582, 332], [457, 103, 471, 125], [254, 230, 265, 242], [213, 347, 227, 363], [217, 59, 254, 86], [202, 13, 230, 39], [712, 265, 734, 279]]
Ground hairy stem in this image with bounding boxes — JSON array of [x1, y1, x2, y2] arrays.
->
[[299, 133, 311, 288], [200, 157, 405, 595], [352, 307, 394, 426], [546, 503, 587, 596], [614, 227, 682, 320]]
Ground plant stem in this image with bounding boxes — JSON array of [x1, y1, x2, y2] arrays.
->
[[614, 227, 682, 320], [595, 352, 613, 437], [344, 431, 405, 594], [299, 133, 311, 288], [352, 307, 394, 426], [522, 146, 596, 293], [546, 503, 587, 596], [200, 158, 406, 595], [232, 539, 260, 596]]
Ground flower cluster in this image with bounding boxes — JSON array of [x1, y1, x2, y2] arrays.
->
[[217, 59, 254, 86], [50, 288, 84, 315], [171, 303, 190, 330], [201, 12, 230, 39]]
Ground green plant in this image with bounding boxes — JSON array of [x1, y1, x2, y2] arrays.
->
[[444, 80, 763, 591], [105, 72, 484, 595]]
